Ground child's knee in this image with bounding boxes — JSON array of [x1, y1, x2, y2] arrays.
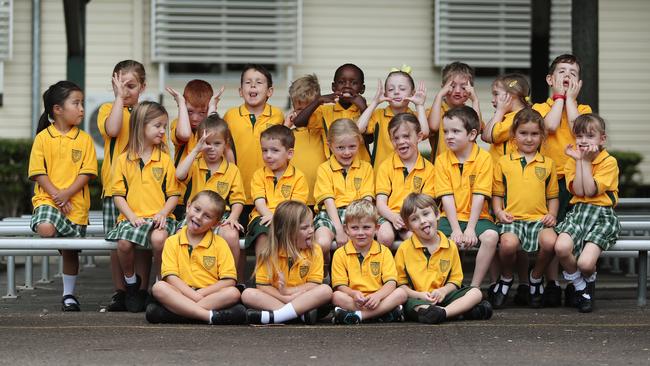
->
[[538, 231, 557, 252], [36, 223, 57, 238], [117, 240, 133, 253], [376, 224, 395, 246], [331, 290, 349, 305], [577, 255, 597, 275], [554, 236, 573, 256], [150, 230, 168, 248], [314, 284, 334, 299], [241, 288, 260, 304], [151, 280, 167, 298], [222, 286, 242, 302], [481, 230, 499, 247], [499, 234, 519, 255], [392, 287, 408, 303]]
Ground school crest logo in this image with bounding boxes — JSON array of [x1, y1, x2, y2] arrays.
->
[[71, 149, 82, 163], [535, 167, 546, 181], [281, 184, 292, 198], [299, 265, 309, 278], [413, 176, 423, 192], [370, 261, 380, 276], [439, 259, 450, 273], [216, 181, 229, 196], [203, 256, 216, 269], [152, 167, 164, 181], [354, 177, 362, 190], [469, 175, 476, 187]]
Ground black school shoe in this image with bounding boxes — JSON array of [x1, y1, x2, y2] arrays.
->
[[211, 304, 247, 325], [575, 290, 593, 313], [463, 300, 493, 321], [564, 283, 577, 308], [302, 308, 319, 325], [125, 275, 147, 313], [529, 282, 544, 308], [332, 308, 360, 325], [106, 290, 126, 312], [246, 309, 266, 325], [513, 284, 531, 306], [417, 305, 446, 324], [377, 305, 405, 323], [61, 294, 81, 312], [489, 278, 513, 309], [145, 301, 190, 324], [543, 281, 562, 307]]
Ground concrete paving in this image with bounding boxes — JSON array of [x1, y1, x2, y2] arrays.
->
[[1, 257, 650, 365]]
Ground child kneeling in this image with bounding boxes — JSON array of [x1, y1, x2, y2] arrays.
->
[[146, 191, 246, 324], [331, 200, 407, 324], [396, 193, 492, 324]]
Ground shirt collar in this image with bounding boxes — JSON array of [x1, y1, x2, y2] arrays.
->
[[329, 155, 360, 171], [592, 149, 610, 165], [127, 146, 162, 162], [239, 103, 272, 117], [509, 150, 545, 163], [383, 106, 413, 118], [264, 163, 296, 178], [392, 152, 425, 170], [344, 240, 381, 255], [410, 231, 450, 251], [46, 125, 80, 139], [333, 102, 359, 113], [198, 157, 228, 174], [449, 143, 479, 164], [178, 226, 214, 249]]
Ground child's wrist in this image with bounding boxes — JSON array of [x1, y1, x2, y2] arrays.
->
[[551, 93, 566, 101]]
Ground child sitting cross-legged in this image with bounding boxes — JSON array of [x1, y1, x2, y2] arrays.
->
[[395, 193, 493, 324]]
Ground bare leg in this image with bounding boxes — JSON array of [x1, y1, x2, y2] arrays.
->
[[110, 251, 126, 291], [314, 227, 334, 267], [242, 285, 332, 315], [471, 230, 499, 287], [332, 288, 407, 321], [498, 233, 519, 279], [218, 226, 243, 282], [376, 222, 395, 248], [531, 228, 557, 279], [152, 281, 240, 322], [150, 228, 168, 281], [117, 239, 136, 277], [554, 233, 577, 274], [577, 243, 601, 277]]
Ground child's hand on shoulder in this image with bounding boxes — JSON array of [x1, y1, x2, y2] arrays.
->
[[260, 214, 273, 227], [208, 86, 225, 115], [165, 87, 185, 106], [405, 80, 427, 107], [564, 144, 582, 160], [565, 77, 582, 102], [428, 289, 445, 304], [462, 228, 478, 248], [540, 214, 557, 227], [496, 210, 514, 224], [221, 216, 244, 232]]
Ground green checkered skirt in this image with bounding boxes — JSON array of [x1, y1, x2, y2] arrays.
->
[[555, 203, 620, 256], [102, 197, 119, 235], [499, 220, 546, 253], [106, 218, 177, 248], [313, 207, 347, 234], [30, 205, 87, 238]]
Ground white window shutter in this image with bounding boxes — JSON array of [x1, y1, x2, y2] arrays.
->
[[0, 0, 12, 61], [550, 0, 572, 61], [151, 0, 301, 64]]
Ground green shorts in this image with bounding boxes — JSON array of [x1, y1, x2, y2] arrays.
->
[[404, 286, 475, 321], [438, 218, 498, 242], [555, 203, 620, 256], [244, 216, 269, 249], [499, 220, 547, 253], [557, 177, 573, 223], [106, 218, 177, 248], [31, 205, 87, 238]]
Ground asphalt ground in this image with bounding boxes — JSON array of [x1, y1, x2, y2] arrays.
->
[[1, 257, 650, 365]]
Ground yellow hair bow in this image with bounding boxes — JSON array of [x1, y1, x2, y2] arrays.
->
[[390, 64, 412, 74], [525, 96, 531, 102], [508, 80, 518, 88]]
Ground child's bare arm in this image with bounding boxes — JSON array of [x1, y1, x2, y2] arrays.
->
[[399, 284, 429, 301], [463, 194, 486, 248], [465, 82, 483, 128], [564, 77, 583, 129], [427, 80, 452, 132], [377, 195, 404, 230], [165, 275, 204, 302], [357, 80, 386, 133], [50, 175, 91, 212], [222, 203, 244, 232], [196, 278, 237, 297], [364, 281, 397, 309], [33, 175, 61, 199], [541, 198, 559, 227], [113, 196, 145, 227], [175, 130, 211, 181], [105, 73, 128, 137], [323, 198, 347, 246], [293, 95, 335, 127], [256, 284, 295, 303], [492, 195, 513, 224], [441, 195, 463, 244], [166, 87, 191, 143], [410, 81, 431, 137], [207, 86, 225, 116], [153, 195, 179, 229], [279, 282, 318, 296], [254, 198, 273, 226]]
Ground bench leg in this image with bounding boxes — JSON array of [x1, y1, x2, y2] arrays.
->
[[83, 255, 96, 268], [54, 256, 63, 278], [18, 256, 34, 290], [626, 257, 636, 277], [638, 251, 647, 307], [37, 256, 53, 284], [610, 258, 622, 274], [3, 256, 18, 299]]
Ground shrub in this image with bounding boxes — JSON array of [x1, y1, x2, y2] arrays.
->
[[610, 150, 643, 197]]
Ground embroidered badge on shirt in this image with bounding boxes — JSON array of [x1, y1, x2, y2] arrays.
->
[[71, 149, 82, 163], [216, 181, 229, 197], [281, 184, 292, 198], [203, 256, 216, 269], [439, 259, 450, 273], [299, 265, 309, 278], [354, 177, 362, 190], [469, 175, 476, 187], [152, 167, 164, 181], [535, 167, 547, 181], [370, 261, 380, 276], [413, 176, 423, 192]]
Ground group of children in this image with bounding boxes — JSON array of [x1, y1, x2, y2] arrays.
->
[[27, 53, 619, 325]]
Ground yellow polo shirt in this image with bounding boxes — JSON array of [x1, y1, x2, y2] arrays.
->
[[292, 112, 326, 205], [366, 107, 416, 167], [434, 143, 493, 221], [97, 103, 131, 197], [182, 157, 246, 210], [493, 152, 559, 221], [161, 227, 237, 289], [532, 99, 592, 177], [255, 245, 324, 288], [111, 147, 180, 221], [488, 110, 518, 163], [170, 118, 199, 205], [394, 232, 463, 291], [331, 240, 398, 296], [313, 155, 374, 210], [318, 102, 371, 162], [430, 102, 450, 163], [223, 103, 284, 203], [29, 126, 98, 225], [376, 153, 435, 213], [250, 164, 308, 219], [566, 149, 619, 207]]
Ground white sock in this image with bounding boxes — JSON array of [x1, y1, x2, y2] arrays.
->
[[355, 310, 363, 321], [124, 274, 137, 285], [529, 273, 544, 294], [208, 310, 214, 324], [260, 311, 271, 324], [273, 303, 298, 324], [499, 276, 513, 295], [563, 270, 586, 291], [584, 272, 597, 283], [62, 274, 77, 304]]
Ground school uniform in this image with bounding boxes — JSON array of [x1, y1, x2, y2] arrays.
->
[[487, 110, 519, 163], [365, 107, 416, 167], [170, 118, 199, 211], [292, 112, 327, 205], [255, 245, 324, 288], [331, 240, 397, 296], [318, 103, 371, 162], [375, 152, 435, 215]]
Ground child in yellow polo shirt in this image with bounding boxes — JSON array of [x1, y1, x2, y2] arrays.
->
[[245, 125, 308, 257], [434, 106, 499, 288], [167, 79, 224, 220], [376, 113, 435, 249], [285, 74, 327, 206], [106, 102, 180, 313], [331, 200, 407, 324], [482, 73, 531, 163], [97, 60, 147, 311], [147, 191, 246, 325], [291, 63, 371, 162], [313, 119, 374, 266], [491, 109, 559, 309], [357, 68, 429, 167], [224, 64, 284, 213], [175, 115, 246, 282], [243, 201, 333, 324], [554, 114, 620, 313], [29, 81, 98, 311], [396, 194, 493, 324], [427, 62, 482, 163]]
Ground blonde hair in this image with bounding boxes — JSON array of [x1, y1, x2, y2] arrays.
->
[[289, 74, 321, 104], [256, 201, 316, 285], [125, 101, 168, 157], [493, 73, 530, 107], [327, 118, 363, 146], [345, 199, 378, 225]]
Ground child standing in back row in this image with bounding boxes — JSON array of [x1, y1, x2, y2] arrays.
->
[[29, 81, 98, 311]]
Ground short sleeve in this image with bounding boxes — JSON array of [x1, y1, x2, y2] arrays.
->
[[313, 163, 334, 205], [446, 242, 463, 288], [251, 168, 266, 202], [291, 171, 309, 203], [28, 133, 46, 178], [472, 153, 493, 197], [80, 134, 98, 177], [380, 247, 398, 284], [375, 159, 393, 197], [96, 103, 112, 139], [421, 163, 436, 198], [215, 239, 237, 281], [365, 109, 383, 134], [359, 163, 375, 199], [170, 118, 181, 147], [492, 159, 505, 197], [394, 244, 409, 287], [255, 260, 272, 286], [306, 108, 324, 131], [164, 159, 180, 198], [491, 117, 513, 144], [330, 247, 349, 288], [160, 236, 180, 279], [434, 157, 453, 198], [532, 102, 551, 118], [546, 160, 559, 199], [564, 159, 577, 194], [228, 165, 247, 205], [111, 155, 127, 196], [578, 104, 593, 115], [305, 246, 324, 284], [594, 156, 619, 194]]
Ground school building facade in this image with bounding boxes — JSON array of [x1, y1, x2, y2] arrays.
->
[[0, 0, 649, 179]]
